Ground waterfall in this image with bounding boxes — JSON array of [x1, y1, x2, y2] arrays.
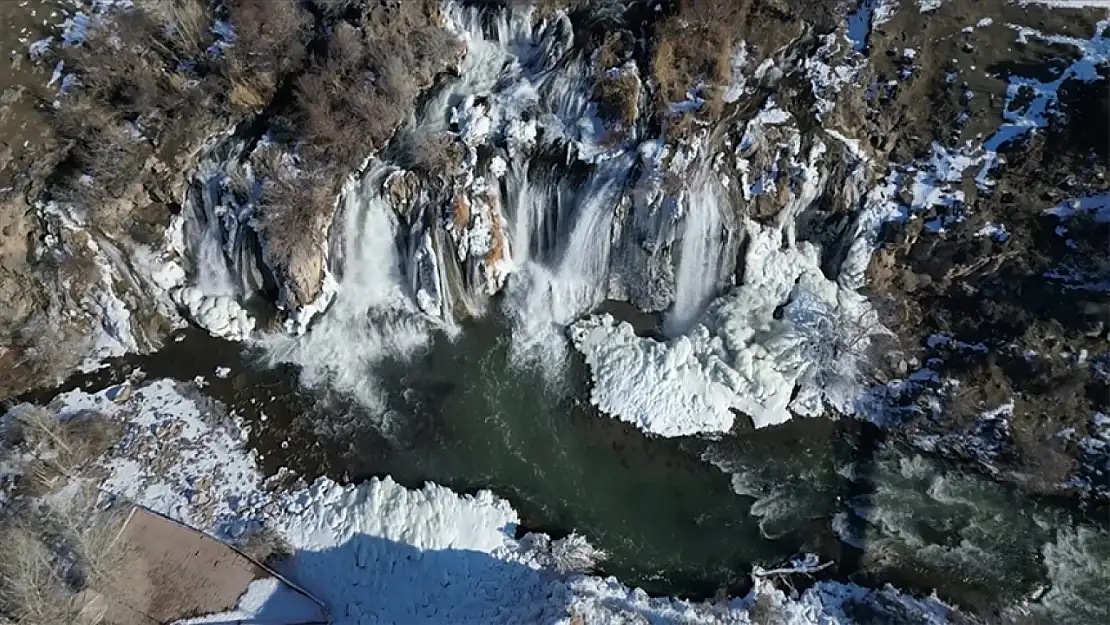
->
[[175, 1, 746, 410], [665, 175, 729, 337], [184, 156, 260, 298], [173, 147, 266, 340], [260, 167, 436, 415], [504, 153, 632, 373]]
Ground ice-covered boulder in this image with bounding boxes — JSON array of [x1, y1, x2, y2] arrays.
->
[[175, 287, 255, 341]]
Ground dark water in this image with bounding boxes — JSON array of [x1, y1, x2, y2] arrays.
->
[[24, 314, 1110, 610]]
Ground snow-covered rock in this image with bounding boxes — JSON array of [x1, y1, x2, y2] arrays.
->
[[175, 287, 256, 341]]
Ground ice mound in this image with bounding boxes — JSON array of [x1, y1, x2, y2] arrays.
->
[[175, 287, 256, 341], [271, 476, 567, 624], [573, 220, 882, 436], [571, 317, 739, 436]]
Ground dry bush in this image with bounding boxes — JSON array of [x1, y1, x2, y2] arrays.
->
[[400, 131, 465, 174], [143, 0, 207, 50], [293, 1, 460, 172], [652, 0, 747, 111], [595, 32, 627, 71], [47, 0, 227, 209], [8, 405, 123, 481], [52, 11, 211, 206], [65, 19, 165, 116], [139, 0, 214, 60], [255, 168, 334, 271], [18, 459, 66, 498], [294, 26, 417, 171], [66, 8, 217, 130], [225, 0, 313, 107], [48, 92, 154, 205], [0, 523, 84, 625], [0, 318, 91, 400], [0, 500, 131, 625], [228, 73, 274, 111], [594, 70, 640, 126]]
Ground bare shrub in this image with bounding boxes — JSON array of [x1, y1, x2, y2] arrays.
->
[[138, 0, 214, 61], [594, 70, 640, 126], [228, 73, 275, 111], [49, 96, 154, 205], [65, 19, 164, 115], [293, 1, 461, 172], [255, 168, 334, 272], [226, 0, 313, 103], [595, 32, 626, 71], [0, 521, 84, 625], [652, 0, 747, 111], [0, 499, 131, 625], [0, 317, 91, 400], [66, 503, 133, 597], [48, 0, 224, 209], [18, 459, 66, 498], [294, 28, 418, 171], [65, 8, 216, 135], [8, 405, 123, 481], [400, 132, 465, 174]]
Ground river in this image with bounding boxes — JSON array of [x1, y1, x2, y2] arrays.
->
[[29, 307, 1110, 616]]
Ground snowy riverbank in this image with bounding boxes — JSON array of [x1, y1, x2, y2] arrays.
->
[[5, 379, 958, 624]]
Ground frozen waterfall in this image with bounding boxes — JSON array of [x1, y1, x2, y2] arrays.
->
[[665, 174, 731, 337], [171, 1, 893, 436]]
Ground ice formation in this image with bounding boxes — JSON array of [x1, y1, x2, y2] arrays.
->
[[574, 217, 882, 436], [175, 287, 256, 341]]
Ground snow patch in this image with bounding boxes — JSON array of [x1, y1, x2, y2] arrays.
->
[[976, 222, 1011, 242], [1046, 193, 1110, 223], [804, 34, 864, 120], [978, 20, 1110, 186], [49, 379, 262, 529], [846, 0, 875, 52]]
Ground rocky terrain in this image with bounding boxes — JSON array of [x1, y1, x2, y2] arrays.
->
[[0, 0, 1107, 621]]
